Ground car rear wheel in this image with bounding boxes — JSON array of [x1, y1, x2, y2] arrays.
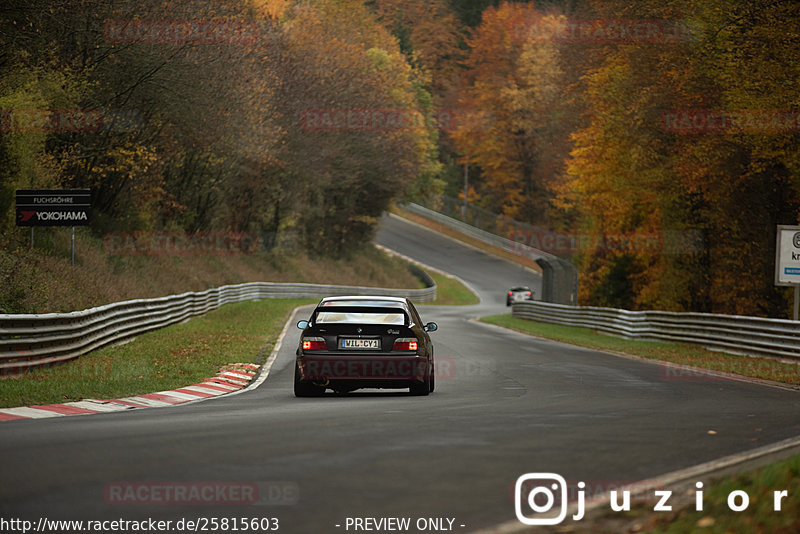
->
[[294, 364, 325, 397], [409, 373, 430, 396]]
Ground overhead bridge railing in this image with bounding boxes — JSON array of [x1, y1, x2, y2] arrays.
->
[[512, 301, 800, 360], [0, 281, 436, 374]]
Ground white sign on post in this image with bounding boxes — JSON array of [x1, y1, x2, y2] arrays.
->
[[775, 225, 800, 321], [775, 225, 800, 286]]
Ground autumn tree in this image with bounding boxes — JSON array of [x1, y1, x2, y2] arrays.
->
[[370, 0, 464, 103], [0, 0, 441, 257], [561, 0, 800, 316], [450, 3, 571, 225], [263, 0, 442, 254]]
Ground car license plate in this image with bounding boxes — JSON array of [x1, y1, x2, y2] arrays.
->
[[340, 338, 380, 350]]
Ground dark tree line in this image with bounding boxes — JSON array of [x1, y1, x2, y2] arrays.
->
[[0, 0, 441, 256]]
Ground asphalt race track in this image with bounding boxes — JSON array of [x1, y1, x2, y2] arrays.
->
[[1, 214, 799, 533]]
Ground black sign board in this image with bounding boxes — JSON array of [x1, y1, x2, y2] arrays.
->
[[16, 189, 91, 227]]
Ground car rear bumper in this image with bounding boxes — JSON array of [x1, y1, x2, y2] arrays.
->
[[297, 354, 430, 384]]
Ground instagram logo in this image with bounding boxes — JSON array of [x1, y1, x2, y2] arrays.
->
[[515, 473, 574, 525]]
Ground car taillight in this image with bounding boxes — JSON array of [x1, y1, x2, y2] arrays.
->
[[302, 337, 326, 350], [526, 291, 531, 296], [392, 338, 418, 351], [508, 291, 513, 295]]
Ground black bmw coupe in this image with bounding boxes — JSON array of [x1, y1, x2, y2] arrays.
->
[[294, 296, 438, 397]]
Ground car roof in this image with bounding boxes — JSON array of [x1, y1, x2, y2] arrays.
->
[[320, 295, 407, 303], [318, 296, 410, 308], [509, 286, 531, 291]]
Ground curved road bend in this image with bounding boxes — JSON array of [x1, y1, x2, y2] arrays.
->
[[0, 214, 798, 532]]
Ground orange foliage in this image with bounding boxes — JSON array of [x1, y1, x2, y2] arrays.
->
[[450, 3, 567, 225]]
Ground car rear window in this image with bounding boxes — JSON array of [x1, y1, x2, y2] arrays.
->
[[315, 311, 406, 325]]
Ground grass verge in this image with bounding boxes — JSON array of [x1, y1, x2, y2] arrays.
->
[[0, 298, 313, 408], [645, 454, 800, 533], [480, 314, 800, 385], [0, 230, 422, 314], [422, 270, 479, 306], [390, 205, 542, 274]]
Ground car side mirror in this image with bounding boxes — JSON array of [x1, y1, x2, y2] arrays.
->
[[424, 322, 438, 332], [297, 320, 309, 329]]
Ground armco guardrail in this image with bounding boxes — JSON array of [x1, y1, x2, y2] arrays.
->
[[399, 203, 578, 305], [0, 281, 435, 374], [512, 300, 800, 360]]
